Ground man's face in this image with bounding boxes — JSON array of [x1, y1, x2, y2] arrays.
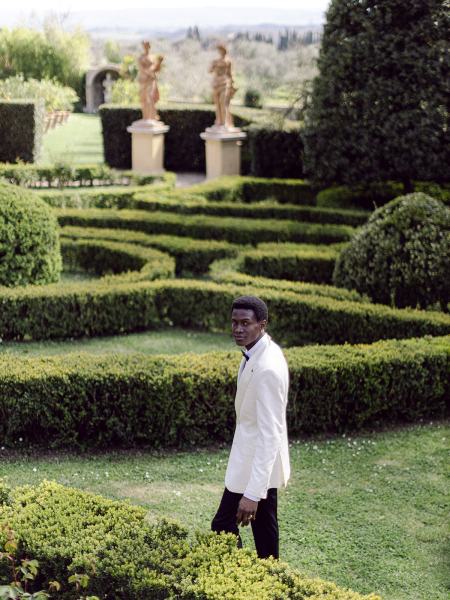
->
[[231, 308, 265, 348]]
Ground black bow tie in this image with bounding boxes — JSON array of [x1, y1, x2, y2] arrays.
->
[[242, 350, 250, 361]]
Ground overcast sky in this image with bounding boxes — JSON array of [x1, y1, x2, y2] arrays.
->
[[4, 0, 330, 10], [2, 1, 331, 29]]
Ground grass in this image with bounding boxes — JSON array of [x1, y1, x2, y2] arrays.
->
[[40, 114, 103, 165], [0, 327, 235, 356], [1, 422, 448, 600]]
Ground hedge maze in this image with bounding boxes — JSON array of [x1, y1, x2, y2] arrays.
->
[[1, 163, 449, 600], [1, 174, 449, 451]]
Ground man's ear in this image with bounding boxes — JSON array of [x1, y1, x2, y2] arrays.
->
[[260, 320, 267, 331]]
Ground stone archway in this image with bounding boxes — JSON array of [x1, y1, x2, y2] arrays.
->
[[84, 65, 121, 113]]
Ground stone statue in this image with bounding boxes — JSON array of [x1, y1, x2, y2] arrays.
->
[[102, 72, 114, 104], [137, 40, 163, 121], [209, 44, 237, 129]]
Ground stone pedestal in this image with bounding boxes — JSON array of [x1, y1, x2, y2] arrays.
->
[[127, 119, 169, 175], [200, 127, 247, 180]]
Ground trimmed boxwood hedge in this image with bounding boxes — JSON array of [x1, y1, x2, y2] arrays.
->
[[239, 243, 342, 284], [0, 279, 449, 343], [0, 100, 44, 163], [0, 162, 175, 188], [209, 257, 364, 302], [60, 226, 240, 275], [0, 481, 380, 599], [61, 238, 175, 283], [132, 193, 369, 226], [0, 336, 448, 447], [188, 175, 316, 205], [56, 208, 354, 245]]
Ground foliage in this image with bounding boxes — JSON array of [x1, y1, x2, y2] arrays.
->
[[60, 226, 239, 276], [103, 39, 122, 64], [0, 23, 89, 92], [56, 206, 355, 245], [0, 277, 449, 344], [243, 88, 262, 108], [0, 101, 44, 163], [303, 0, 450, 187], [61, 238, 175, 283], [0, 336, 448, 447], [188, 175, 316, 205], [0, 183, 61, 287], [0, 482, 379, 599], [209, 257, 363, 302], [239, 242, 342, 284], [317, 182, 450, 210], [0, 76, 78, 113], [98, 105, 254, 171], [131, 192, 368, 226], [0, 163, 173, 189], [334, 193, 450, 310], [247, 126, 304, 178]]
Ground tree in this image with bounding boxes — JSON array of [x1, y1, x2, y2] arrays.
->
[[303, 0, 450, 189]]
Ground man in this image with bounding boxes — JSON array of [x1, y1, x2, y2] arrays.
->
[[211, 295, 290, 559]]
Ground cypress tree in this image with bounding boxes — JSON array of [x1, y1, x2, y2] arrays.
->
[[304, 0, 450, 190]]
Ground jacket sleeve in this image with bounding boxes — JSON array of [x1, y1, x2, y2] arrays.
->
[[244, 368, 285, 499]]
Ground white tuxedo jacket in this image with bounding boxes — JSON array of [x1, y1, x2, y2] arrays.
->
[[225, 334, 290, 499]]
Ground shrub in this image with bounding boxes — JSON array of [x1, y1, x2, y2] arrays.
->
[[0, 336, 448, 447], [188, 175, 316, 205], [60, 226, 239, 276], [133, 193, 368, 226], [0, 163, 175, 188], [61, 238, 175, 283], [240, 243, 342, 284], [0, 482, 380, 599], [209, 257, 364, 302], [56, 208, 354, 245], [304, 0, 449, 188], [244, 87, 263, 108], [316, 182, 404, 210], [0, 279, 449, 343], [0, 182, 61, 286], [0, 75, 78, 113], [248, 126, 304, 178], [334, 193, 450, 310], [0, 101, 44, 163]]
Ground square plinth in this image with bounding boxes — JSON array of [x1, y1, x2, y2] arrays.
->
[[127, 121, 169, 175], [200, 130, 247, 180]]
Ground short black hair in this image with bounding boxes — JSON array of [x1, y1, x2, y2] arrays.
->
[[231, 295, 268, 322]]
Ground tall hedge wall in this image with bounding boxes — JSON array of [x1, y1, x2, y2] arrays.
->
[[0, 336, 448, 448], [98, 105, 252, 172], [248, 126, 304, 178], [98, 105, 306, 178], [0, 100, 44, 163]]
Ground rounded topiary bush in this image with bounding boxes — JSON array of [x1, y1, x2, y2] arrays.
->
[[333, 193, 450, 310], [0, 182, 62, 286]]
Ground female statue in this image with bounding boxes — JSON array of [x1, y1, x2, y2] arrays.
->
[[209, 44, 237, 129], [138, 40, 163, 121]]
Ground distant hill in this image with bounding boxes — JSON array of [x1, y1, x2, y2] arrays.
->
[[1, 7, 325, 37]]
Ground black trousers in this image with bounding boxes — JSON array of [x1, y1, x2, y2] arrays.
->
[[211, 487, 279, 559]]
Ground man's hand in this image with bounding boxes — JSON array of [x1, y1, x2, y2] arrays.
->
[[236, 497, 258, 527]]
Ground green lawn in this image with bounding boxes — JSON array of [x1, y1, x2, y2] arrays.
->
[[2, 423, 448, 600], [40, 114, 103, 165], [0, 327, 235, 356]]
